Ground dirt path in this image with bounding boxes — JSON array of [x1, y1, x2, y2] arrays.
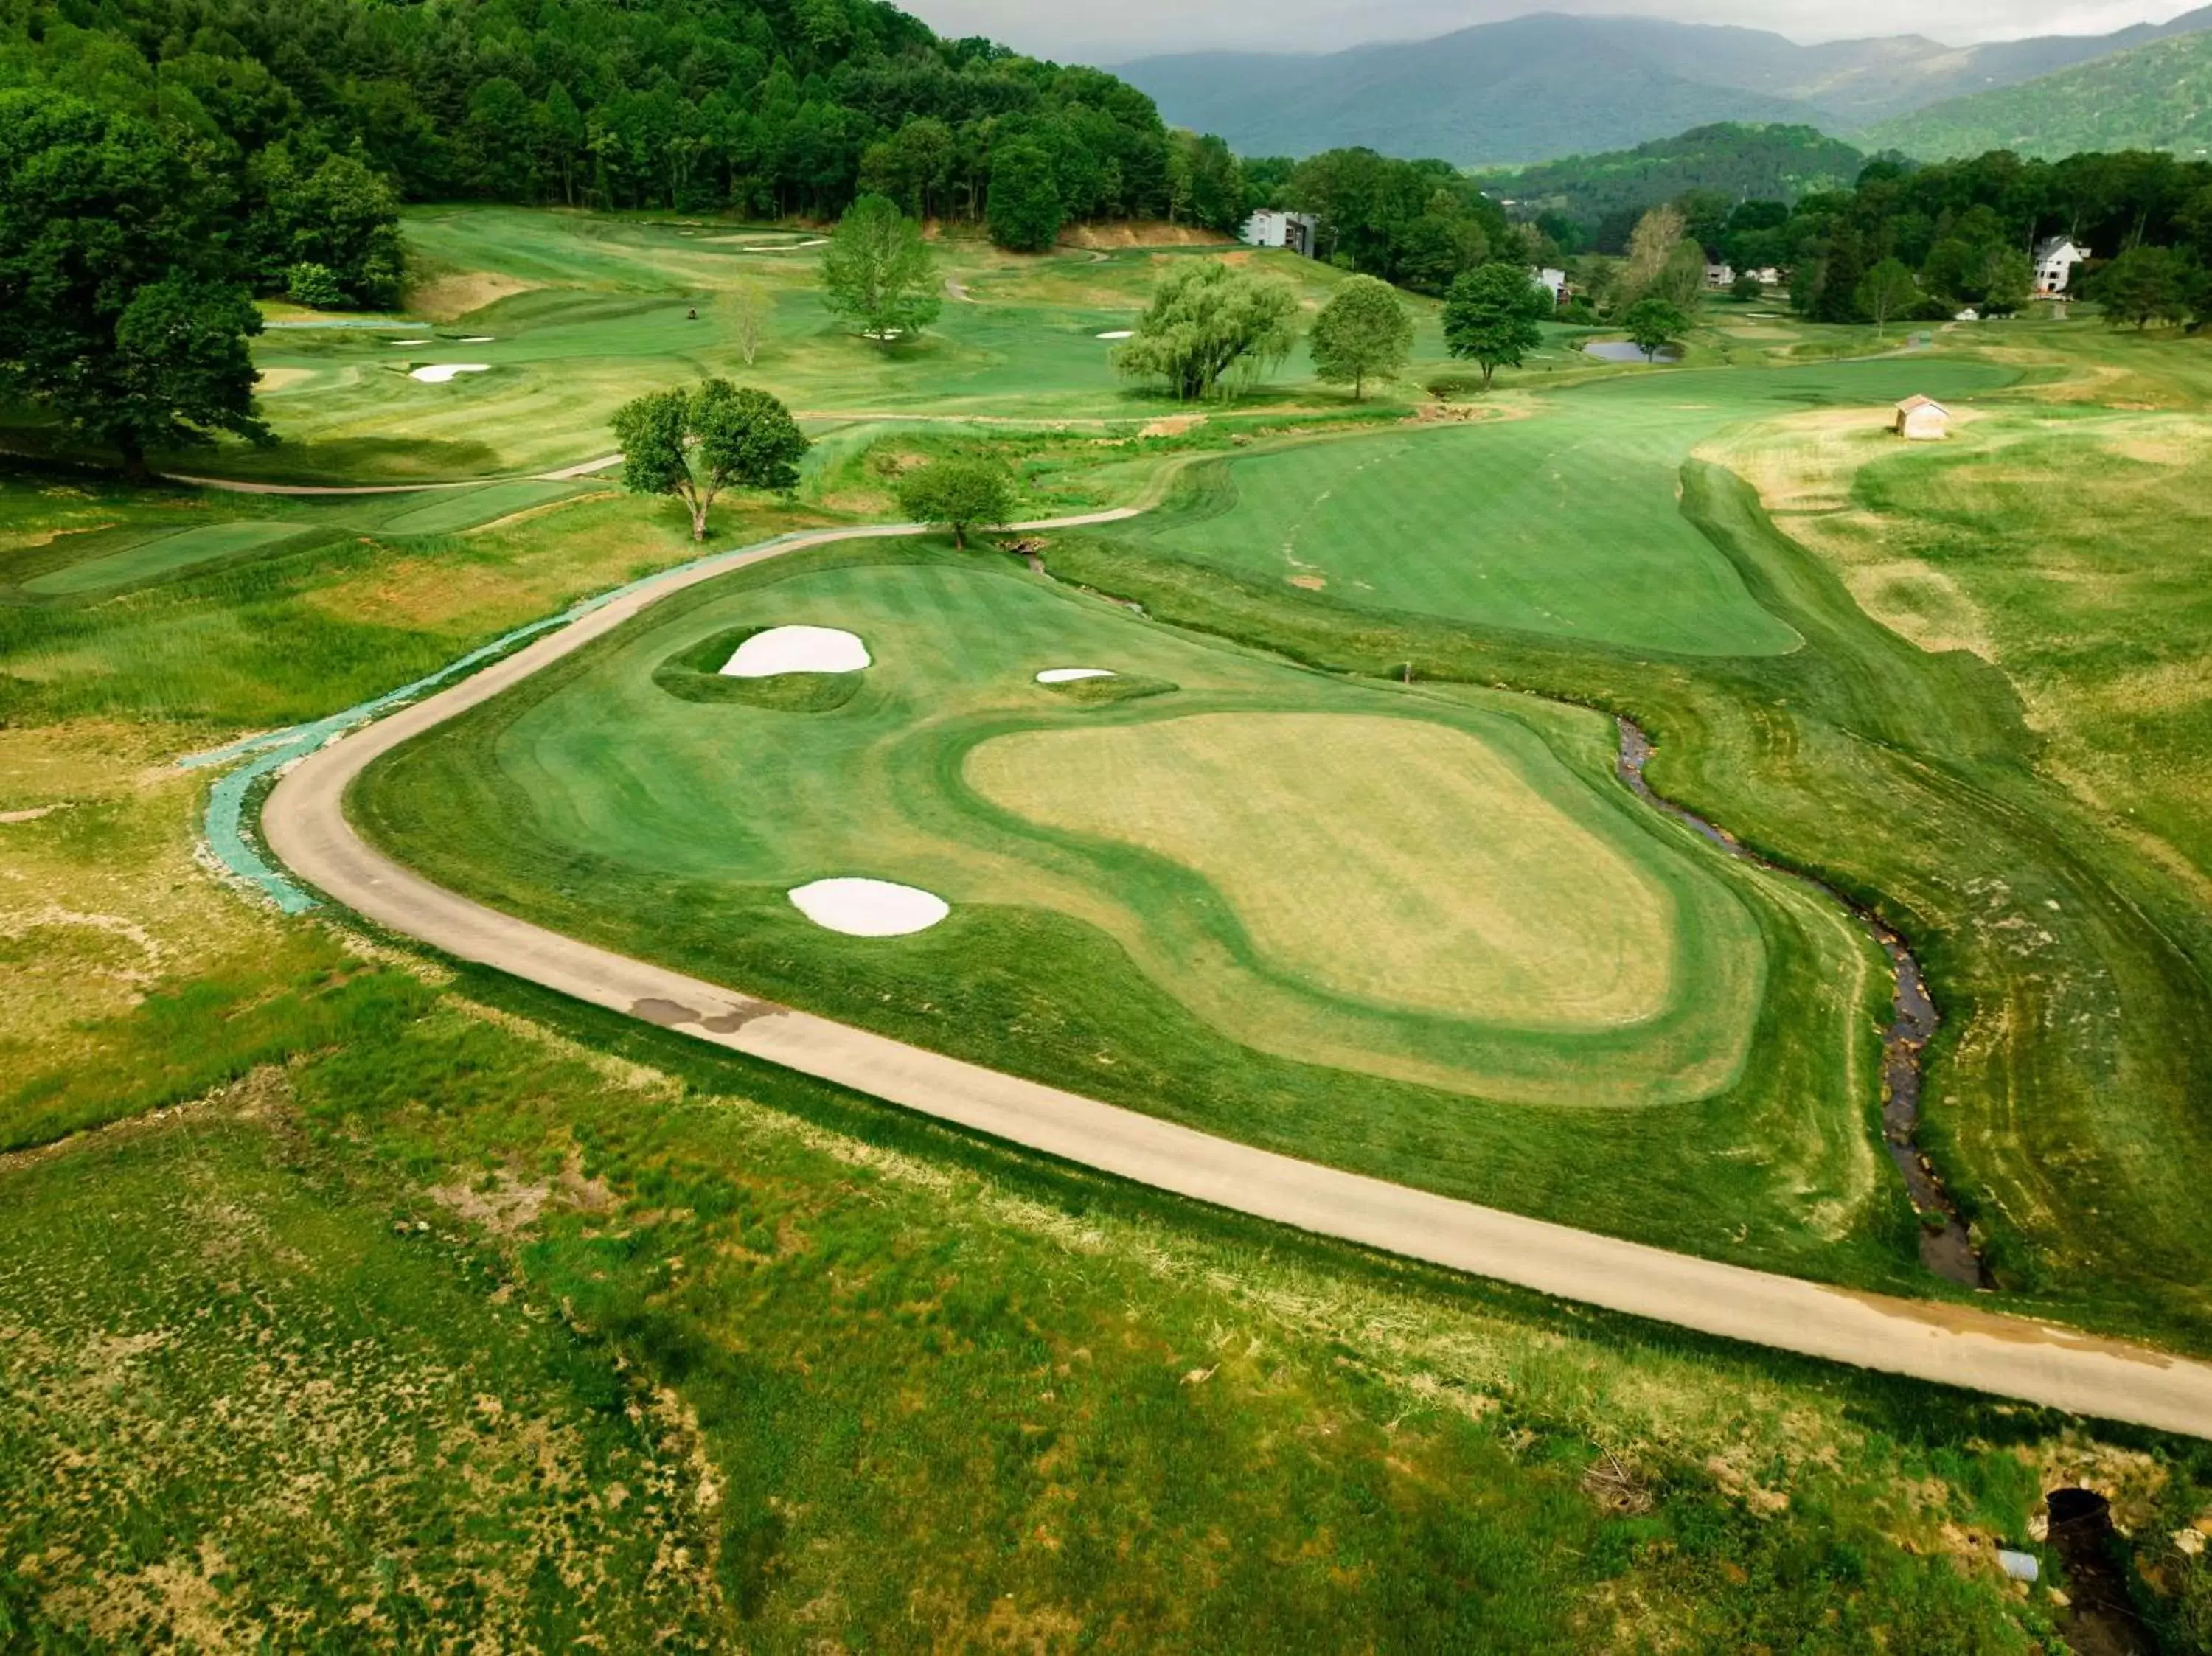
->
[[257, 515, 2212, 1441]]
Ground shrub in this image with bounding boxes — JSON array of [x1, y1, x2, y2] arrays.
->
[[284, 262, 349, 310]]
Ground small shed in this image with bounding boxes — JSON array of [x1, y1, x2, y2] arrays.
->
[[1894, 394, 1950, 441]]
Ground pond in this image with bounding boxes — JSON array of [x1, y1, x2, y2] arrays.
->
[[1583, 340, 1683, 363]]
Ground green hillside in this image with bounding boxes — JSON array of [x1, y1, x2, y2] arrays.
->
[[1865, 29, 2212, 160]]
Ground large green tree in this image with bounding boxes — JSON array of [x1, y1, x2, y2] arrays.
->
[[612, 380, 809, 540], [895, 458, 1015, 549], [1854, 257, 1920, 338], [1309, 276, 1413, 401], [2096, 246, 2192, 328], [820, 194, 942, 347], [0, 88, 270, 479], [1111, 260, 1300, 402], [1440, 262, 1546, 389], [1621, 296, 1690, 361], [986, 142, 1064, 253]]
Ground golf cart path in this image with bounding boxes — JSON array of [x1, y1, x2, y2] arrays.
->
[[261, 515, 2212, 1441]]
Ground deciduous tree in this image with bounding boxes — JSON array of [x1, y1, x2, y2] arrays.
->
[[1112, 260, 1301, 401], [1440, 262, 1547, 389], [821, 194, 942, 347], [1854, 257, 1919, 338], [1621, 296, 1690, 361], [0, 88, 271, 480], [986, 142, 1064, 253], [613, 380, 809, 540], [896, 458, 1013, 549], [2096, 246, 2190, 328], [1309, 275, 1413, 400]]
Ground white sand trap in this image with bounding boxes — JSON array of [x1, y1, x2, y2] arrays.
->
[[1097, 330, 1133, 340], [720, 625, 871, 678], [389, 338, 433, 345], [1036, 667, 1116, 683], [458, 335, 496, 343], [789, 877, 948, 937], [410, 363, 491, 383]]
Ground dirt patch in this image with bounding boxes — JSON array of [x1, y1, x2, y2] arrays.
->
[[407, 271, 536, 322], [253, 368, 314, 393], [1140, 415, 1206, 439], [1288, 574, 1326, 591], [1059, 221, 1234, 250]]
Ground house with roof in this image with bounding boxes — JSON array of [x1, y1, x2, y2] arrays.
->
[[2034, 237, 2090, 295], [1241, 209, 1318, 259], [1893, 394, 1950, 441]]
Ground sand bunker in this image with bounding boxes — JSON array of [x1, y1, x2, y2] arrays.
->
[[410, 363, 491, 383], [720, 625, 871, 678], [389, 338, 433, 346], [788, 877, 949, 937], [1097, 330, 1133, 340], [1036, 667, 1116, 683], [458, 335, 496, 343]]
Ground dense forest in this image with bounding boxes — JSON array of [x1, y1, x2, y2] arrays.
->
[[0, 0, 1231, 232]]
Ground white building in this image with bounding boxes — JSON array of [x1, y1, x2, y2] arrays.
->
[[1242, 209, 1318, 259], [1705, 262, 1735, 289], [2033, 237, 2090, 295], [1533, 266, 1569, 305], [1893, 394, 1950, 441]]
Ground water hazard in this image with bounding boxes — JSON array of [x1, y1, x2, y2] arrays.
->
[[1616, 719, 1986, 1287]]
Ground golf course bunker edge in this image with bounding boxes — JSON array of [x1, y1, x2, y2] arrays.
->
[[722, 625, 872, 678], [789, 877, 950, 937]]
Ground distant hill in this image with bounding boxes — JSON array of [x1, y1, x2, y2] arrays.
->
[[1863, 29, 2212, 160], [1483, 124, 1865, 232], [1119, 7, 2212, 164]]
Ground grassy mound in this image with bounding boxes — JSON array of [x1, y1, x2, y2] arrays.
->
[[1037, 671, 1178, 705]]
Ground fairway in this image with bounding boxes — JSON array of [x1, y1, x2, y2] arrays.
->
[[1131, 358, 2015, 654], [21, 521, 308, 596], [964, 711, 1675, 1027]]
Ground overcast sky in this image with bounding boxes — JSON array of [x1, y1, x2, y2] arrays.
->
[[903, 0, 2205, 61]]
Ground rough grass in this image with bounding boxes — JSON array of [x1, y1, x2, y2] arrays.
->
[[964, 709, 1679, 1027]]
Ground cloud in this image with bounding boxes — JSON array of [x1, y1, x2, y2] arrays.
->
[[901, 0, 2203, 60]]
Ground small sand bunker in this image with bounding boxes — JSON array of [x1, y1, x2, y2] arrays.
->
[[1097, 330, 1134, 340], [458, 335, 496, 343], [1036, 667, 1116, 683], [789, 877, 949, 937], [720, 625, 871, 678], [410, 363, 491, 383], [389, 338, 433, 346]]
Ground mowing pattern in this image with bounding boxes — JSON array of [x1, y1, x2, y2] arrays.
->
[[965, 710, 1674, 1027], [1133, 360, 2014, 656], [361, 555, 1767, 1107]]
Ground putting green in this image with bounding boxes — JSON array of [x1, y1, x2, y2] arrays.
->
[[964, 711, 1674, 1028], [22, 521, 307, 596], [1131, 359, 2017, 655], [357, 552, 1785, 1110]]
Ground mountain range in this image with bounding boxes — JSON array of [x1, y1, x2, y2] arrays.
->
[[1116, 7, 2212, 164]]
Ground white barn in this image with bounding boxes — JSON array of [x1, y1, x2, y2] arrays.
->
[[1894, 394, 1950, 441], [1242, 209, 1318, 259], [2034, 237, 2090, 295]]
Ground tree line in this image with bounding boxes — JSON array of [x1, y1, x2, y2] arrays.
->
[[1551, 147, 2212, 329]]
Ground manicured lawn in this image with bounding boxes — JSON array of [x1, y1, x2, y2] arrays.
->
[[1126, 358, 2014, 655], [352, 540, 1911, 1288], [21, 520, 312, 596]]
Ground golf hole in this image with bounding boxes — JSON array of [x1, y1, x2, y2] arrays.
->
[[1036, 668, 1116, 683], [789, 877, 949, 937], [410, 363, 491, 383], [720, 626, 871, 678]]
